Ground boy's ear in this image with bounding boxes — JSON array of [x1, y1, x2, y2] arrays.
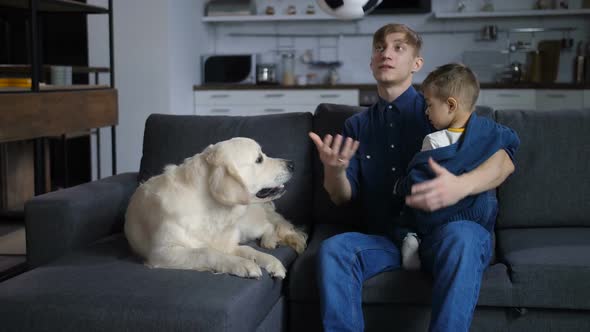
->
[[447, 97, 458, 112]]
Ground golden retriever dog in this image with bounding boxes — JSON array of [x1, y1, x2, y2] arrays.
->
[[124, 137, 307, 279]]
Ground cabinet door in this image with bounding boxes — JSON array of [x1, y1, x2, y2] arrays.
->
[[480, 89, 535, 110], [536, 90, 583, 111], [194, 89, 359, 115]]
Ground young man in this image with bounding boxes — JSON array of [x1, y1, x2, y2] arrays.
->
[[393, 63, 520, 271], [308, 24, 516, 332]]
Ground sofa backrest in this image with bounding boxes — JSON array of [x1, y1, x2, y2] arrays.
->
[[495, 108, 590, 228], [311, 103, 366, 229], [138, 113, 314, 228]]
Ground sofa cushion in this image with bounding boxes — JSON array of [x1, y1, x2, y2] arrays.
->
[[497, 227, 590, 310], [311, 104, 366, 228], [0, 234, 297, 332], [138, 113, 314, 227], [287, 223, 514, 307], [495, 109, 590, 228]]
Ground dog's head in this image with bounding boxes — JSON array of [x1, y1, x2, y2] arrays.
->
[[205, 137, 294, 206]]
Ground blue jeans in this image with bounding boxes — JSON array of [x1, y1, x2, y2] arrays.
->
[[317, 220, 493, 332]]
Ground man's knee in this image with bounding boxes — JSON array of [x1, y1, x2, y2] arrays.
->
[[318, 232, 360, 260], [437, 221, 491, 255]]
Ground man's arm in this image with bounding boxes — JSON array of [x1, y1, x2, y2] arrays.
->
[[309, 132, 359, 206], [405, 149, 514, 212]]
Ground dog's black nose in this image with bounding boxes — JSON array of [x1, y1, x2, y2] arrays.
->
[[286, 160, 295, 172]]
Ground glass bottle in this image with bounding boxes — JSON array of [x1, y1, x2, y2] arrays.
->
[[282, 53, 295, 86]]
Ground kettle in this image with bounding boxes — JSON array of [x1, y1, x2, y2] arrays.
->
[[256, 63, 278, 85]]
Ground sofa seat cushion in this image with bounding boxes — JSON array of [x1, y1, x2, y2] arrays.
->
[[497, 227, 590, 310], [0, 234, 297, 332], [287, 224, 515, 307]]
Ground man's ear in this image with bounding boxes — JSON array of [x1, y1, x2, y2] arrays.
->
[[208, 166, 250, 206], [447, 97, 458, 113], [411, 56, 424, 73]]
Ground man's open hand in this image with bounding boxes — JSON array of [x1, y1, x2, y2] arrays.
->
[[308, 132, 360, 171], [405, 158, 469, 212]]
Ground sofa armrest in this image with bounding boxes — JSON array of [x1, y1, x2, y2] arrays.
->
[[25, 172, 139, 268]]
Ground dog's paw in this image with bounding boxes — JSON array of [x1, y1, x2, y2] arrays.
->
[[265, 258, 286, 279], [283, 230, 308, 254], [229, 259, 263, 279], [401, 234, 421, 271], [260, 234, 278, 250]]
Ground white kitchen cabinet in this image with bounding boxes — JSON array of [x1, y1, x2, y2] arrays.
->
[[194, 89, 359, 116], [584, 90, 590, 109], [478, 89, 536, 110], [536, 90, 584, 111]]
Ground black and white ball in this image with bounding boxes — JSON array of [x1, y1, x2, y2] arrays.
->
[[317, 0, 383, 19]]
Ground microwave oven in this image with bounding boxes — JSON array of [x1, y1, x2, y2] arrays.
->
[[201, 54, 256, 84]]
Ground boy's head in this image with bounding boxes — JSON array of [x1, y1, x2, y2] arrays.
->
[[421, 63, 480, 130], [370, 24, 423, 86]]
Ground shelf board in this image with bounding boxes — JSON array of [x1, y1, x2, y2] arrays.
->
[[202, 14, 343, 22], [0, 84, 110, 92], [0, 0, 108, 13], [0, 88, 118, 143], [0, 64, 110, 74], [434, 8, 590, 18]]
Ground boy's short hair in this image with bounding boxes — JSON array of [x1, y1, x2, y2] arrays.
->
[[373, 23, 422, 56], [421, 63, 480, 112]]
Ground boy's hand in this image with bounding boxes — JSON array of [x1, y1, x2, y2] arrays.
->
[[308, 132, 360, 172], [405, 158, 468, 212]]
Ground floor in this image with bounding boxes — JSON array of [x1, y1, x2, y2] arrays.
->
[[0, 221, 27, 282]]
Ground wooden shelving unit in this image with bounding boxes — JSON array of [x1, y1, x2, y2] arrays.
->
[[0, 0, 117, 198]]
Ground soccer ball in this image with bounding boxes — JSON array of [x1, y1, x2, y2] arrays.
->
[[317, 0, 383, 19]]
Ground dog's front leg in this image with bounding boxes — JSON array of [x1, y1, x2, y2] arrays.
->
[[234, 245, 286, 279]]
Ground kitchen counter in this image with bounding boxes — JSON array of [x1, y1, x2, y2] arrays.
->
[[194, 83, 590, 90]]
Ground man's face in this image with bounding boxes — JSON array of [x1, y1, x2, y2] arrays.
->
[[423, 86, 453, 130], [370, 32, 422, 86]]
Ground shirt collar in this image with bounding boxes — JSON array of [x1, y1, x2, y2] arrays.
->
[[376, 85, 419, 112]]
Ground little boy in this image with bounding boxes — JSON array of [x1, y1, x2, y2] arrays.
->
[[393, 63, 520, 270]]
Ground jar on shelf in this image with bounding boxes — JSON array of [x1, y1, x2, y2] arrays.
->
[[281, 53, 295, 86]]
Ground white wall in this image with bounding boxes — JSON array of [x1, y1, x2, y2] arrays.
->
[[88, 0, 589, 177], [88, 0, 203, 177]]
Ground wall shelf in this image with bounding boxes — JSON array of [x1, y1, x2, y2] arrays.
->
[[434, 8, 590, 19], [202, 14, 344, 23]]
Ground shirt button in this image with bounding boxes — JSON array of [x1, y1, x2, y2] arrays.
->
[[390, 144, 395, 149], [366, 155, 371, 159], [389, 123, 394, 128], [388, 105, 392, 109], [392, 167, 396, 172]]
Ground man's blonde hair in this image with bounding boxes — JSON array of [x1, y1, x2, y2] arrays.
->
[[421, 63, 480, 112], [372, 23, 423, 56]]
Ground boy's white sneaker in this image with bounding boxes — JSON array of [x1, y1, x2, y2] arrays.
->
[[401, 234, 421, 271]]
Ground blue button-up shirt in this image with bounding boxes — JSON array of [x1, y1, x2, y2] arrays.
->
[[343, 85, 433, 235]]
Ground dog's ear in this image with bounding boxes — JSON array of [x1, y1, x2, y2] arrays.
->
[[208, 166, 250, 206], [205, 143, 246, 188]]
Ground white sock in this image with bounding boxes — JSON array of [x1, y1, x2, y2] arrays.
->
[[401, 233, 421, 271]]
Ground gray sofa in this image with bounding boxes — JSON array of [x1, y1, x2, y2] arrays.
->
[[0, 103, 589, 332]]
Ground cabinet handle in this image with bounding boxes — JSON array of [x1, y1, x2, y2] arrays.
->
[[497, 93, 519, 98], [263, 108, 286, 113], [264, 93, 285, 98], [210, 94, 230, 99], [210, 108, 230, 113], [320, 94, 340, 98], [545, 93, 566, 98]]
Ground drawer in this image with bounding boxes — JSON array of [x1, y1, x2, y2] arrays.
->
[[480, 89, 535, 110], [536, 90, 584, 111], [195, 90, 359, 106], [195, 104, 315, 116]]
